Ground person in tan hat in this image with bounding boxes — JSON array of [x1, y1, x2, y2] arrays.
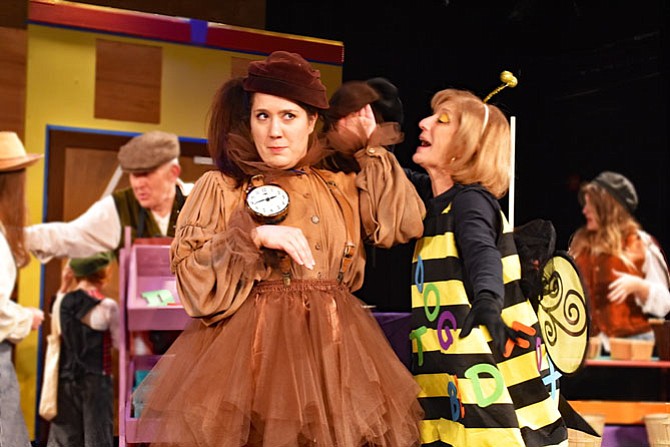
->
[[0, 131, 45, 446], [569, 171, 670, 353], [133, 50, 425, 446], [25, 130, 192, 262]]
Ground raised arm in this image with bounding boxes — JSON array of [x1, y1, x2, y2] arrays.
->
[[355, 146, 425, 248], [329, 104, 425, 247]]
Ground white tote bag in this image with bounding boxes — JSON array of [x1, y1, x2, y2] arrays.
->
[[39, 292, 64, 421]]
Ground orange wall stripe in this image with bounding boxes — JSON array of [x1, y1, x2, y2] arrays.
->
[[28, 0, 343, 65], [29, 0, 191, 43]]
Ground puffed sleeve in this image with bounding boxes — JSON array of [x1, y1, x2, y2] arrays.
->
[[0, 298, 32, 344], [170, 171, 270, 326], [639, 232, 670, 317], [354, 146, 426, 248]]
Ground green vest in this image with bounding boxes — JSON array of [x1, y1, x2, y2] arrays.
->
[[410, 188, 567, 447], [111, 186, 186, 253]]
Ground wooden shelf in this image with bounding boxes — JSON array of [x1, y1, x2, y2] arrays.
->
[[586, 357, 670, 369], [572, 357, 670, 425], [569, 400, 670, 425]]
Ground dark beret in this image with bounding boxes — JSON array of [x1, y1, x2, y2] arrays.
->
[[592, 171, 638, 214], [243, 51, 329, 110], [366, 77, 404, 125], [118, 131, 180, 173]]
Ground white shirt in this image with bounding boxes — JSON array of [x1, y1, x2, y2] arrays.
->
[[26, 195, 121, 264], [0, 230, 32, 344], [25, 181, 193, 264], [638, 231, 670, 317], [80, 295, 120, 350]]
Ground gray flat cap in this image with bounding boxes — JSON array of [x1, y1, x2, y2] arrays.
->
[[118, 131, 180, 173]]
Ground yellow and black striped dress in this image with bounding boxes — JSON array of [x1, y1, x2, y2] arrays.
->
[[410, 188, 568, 447]]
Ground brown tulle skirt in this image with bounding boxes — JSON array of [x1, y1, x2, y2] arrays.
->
[[133, 280, 422, 446]]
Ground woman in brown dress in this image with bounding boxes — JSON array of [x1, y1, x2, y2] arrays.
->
[[135, 51, 425, 446]]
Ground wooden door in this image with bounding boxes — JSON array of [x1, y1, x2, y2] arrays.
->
[[36, 127, 211, 443]]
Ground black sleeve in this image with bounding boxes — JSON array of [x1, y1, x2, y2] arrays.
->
[[452, 188, 504, 301], [403, 168, 432, 202]]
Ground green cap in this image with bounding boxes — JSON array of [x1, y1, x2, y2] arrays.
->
[[69, 252, 113, 277]]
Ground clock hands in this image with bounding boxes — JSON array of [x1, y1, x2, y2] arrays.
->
[[254, 195, 277, 205]]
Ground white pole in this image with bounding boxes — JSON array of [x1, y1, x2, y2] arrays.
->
[[508, 116, 516, 227], [101, 165, 123, 199]]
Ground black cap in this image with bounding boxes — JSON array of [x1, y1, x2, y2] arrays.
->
[[592, 171, 638, 214], [366, 77, 404, 125]]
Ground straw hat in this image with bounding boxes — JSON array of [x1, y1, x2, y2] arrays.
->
[[0, 132, 43, 172]]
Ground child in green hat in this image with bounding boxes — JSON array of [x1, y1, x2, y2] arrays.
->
[[45, 252, 119, 447]]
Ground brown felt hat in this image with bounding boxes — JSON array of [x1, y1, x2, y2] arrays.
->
[[0, 131, 43, 172], [323, 81, 379, 131], [118, 131, 180, 173], [243, 51, 329, 110]]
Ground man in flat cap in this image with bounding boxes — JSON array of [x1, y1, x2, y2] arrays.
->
[[26, 131, 191, 261]]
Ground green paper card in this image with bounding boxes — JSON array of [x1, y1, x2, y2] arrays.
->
[[158, 290, 175, 304], [141, 290, 175, 306]]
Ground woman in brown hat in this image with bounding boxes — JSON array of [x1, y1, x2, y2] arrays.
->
[[134, 51, 425, 446], [569, 171, 670, 353], [0, 131, 45, 446]]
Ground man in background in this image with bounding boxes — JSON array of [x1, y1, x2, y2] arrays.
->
[[26, 130, 191, 260]]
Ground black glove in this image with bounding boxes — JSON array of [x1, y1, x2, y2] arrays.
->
[[460, 291, 521, 354]]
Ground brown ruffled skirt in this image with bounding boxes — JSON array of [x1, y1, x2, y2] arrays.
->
[[134, 280, 422, 446]]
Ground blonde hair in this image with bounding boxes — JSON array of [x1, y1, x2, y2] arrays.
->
[[431, 89, 510, 198], [569, 182, 640, 259]]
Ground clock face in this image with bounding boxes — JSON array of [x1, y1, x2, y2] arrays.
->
[[246, 184, 290, 221]]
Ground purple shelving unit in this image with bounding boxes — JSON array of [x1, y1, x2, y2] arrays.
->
[[118, 243, 189, 446]]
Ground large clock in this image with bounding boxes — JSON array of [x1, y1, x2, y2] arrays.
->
[[245, 183, 290, 224]]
